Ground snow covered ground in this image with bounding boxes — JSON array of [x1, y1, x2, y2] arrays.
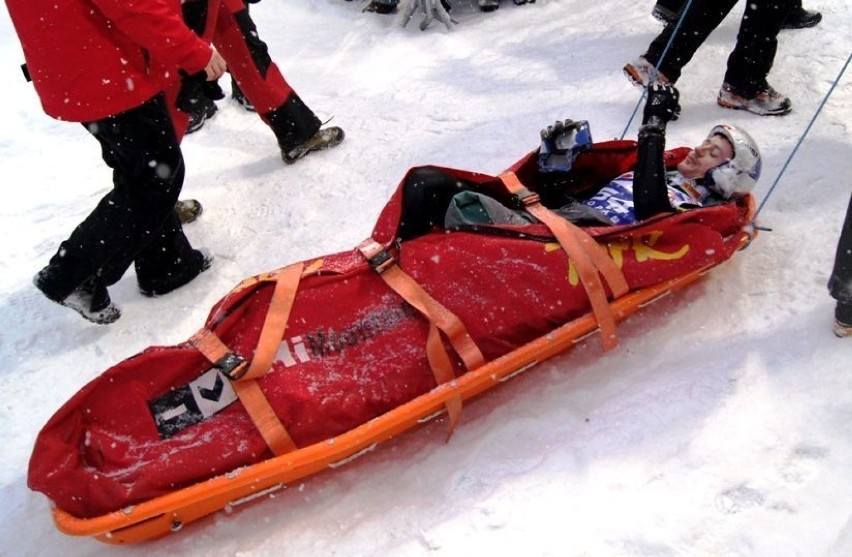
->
[[1, 0, 851, 555]]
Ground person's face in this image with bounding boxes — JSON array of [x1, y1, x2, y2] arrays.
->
[[677, 134, 734, 179]]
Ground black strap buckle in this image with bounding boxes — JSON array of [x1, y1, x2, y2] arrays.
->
[[357, 238, 396, 274], [513, 187, 541, 207], [215, 352, 248, 380]]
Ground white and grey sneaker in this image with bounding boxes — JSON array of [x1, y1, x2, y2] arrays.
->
[[34, 272, 121, 325], [717, 82, 792, 116]]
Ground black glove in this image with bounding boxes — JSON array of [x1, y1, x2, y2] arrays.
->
[[176, 71, 224, 114], [643, 82, 681, 125], [538, 119, 592, 173]]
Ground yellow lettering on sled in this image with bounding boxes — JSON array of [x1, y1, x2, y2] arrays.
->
[[545, 231, 690, 286]]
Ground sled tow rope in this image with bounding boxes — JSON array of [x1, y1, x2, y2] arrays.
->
[[499, 172, 629, 351], [358, 238, 486, 436], [752, 49, 852, 226]]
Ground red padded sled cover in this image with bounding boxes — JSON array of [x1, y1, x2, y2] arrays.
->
[[28, 142, 751, 518]]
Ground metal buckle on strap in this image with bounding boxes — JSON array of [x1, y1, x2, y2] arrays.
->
[[216, 352, 248, 380], [357, 238, 395, 274], [514, 187, 541, 207]]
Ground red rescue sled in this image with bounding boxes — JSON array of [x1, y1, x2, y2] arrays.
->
[[28, 140, 756, 543]]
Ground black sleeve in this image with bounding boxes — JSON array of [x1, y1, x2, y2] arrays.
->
[[633, 120, 674, 221]]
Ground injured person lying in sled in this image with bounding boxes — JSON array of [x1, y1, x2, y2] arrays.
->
[[28, 83, 762, 532], [397, 83, 761, 241]]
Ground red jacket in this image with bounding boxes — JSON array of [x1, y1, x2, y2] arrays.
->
[[6, 0, 214, 122]]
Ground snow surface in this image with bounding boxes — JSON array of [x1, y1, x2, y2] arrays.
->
[[1, 1, 851, 555]]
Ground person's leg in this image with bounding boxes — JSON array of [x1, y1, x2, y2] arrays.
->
[[717, 0, 793, 115], [35, 94, 204, 316], [642, 0, 737, 83], [210, 0, 342, 160], [134, 211, 212, 297], [829, 194, 852, 335], [722, 0, 793, 97]]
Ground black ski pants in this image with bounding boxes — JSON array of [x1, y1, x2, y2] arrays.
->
[[40, 93, 196, 299], [829, 193, 852, 306], [180, 0, 320, 151], [644, 0, 793, 97], [655, 0, 802, 17]]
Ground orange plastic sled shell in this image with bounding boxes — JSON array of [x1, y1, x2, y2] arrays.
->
[[50, 223, 753, 544]]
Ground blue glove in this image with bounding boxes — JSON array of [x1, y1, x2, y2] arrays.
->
[[538, 119, 592, 173]]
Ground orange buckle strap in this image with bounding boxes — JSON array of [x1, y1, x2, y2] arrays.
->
[[189, 328, 248, 380], [499, 172, 629, 351], [190, 326, 297, 456], [357, 238, 486, 433], [187, 262, 308, 456]]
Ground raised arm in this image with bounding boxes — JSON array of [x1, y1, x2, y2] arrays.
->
[[633, 83, 681, 220]]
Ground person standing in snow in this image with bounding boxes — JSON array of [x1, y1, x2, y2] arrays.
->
[[829, 195, 852, 337], [5, 0, 227, 324], [651, 0, 821, 29], [397, 83, 761, 239], [177, 0, 345, 163], [625, 0, 795, 116], [180, 0, 258, 134]]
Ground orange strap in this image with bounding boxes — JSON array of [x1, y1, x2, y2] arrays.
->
[[499, 172, 629, 351], [358, 239, 486, 433], [239, 262, 305, 381], [358, 239, 486, 372], [188, 327, 248, 380], [231, 380, 298, 455], [190, 326, 297, 455], [188, 262, 308, 456]]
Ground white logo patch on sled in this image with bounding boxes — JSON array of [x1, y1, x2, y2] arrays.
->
[[148, 367, 238, 439], [275, 335, 312, 367]]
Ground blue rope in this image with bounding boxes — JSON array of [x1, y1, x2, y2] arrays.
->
[[620, 0, 696, 140], [751, 50, 852, 224]]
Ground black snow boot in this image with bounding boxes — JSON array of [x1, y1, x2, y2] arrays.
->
[[186, 95, 218, 134], [782, 7, 822, 29]]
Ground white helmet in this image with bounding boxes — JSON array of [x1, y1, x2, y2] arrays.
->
[[704, 124, 761, 199]]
